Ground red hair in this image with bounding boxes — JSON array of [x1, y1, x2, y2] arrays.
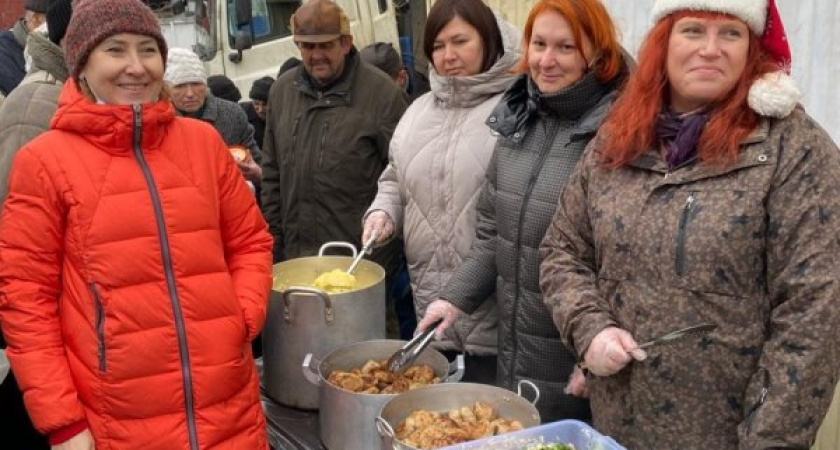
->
[[600, 11, 780, 169], [517, 0, 624, 83]]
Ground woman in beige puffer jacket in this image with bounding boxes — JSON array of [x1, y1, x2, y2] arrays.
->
[[363, 0, 519, 382]]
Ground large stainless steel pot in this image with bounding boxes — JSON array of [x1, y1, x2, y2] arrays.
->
[[376, 381, 541, 450], [303, 339, 465, 450], [263, 242, 387, 410]]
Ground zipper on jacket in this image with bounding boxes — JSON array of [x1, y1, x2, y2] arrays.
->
[[131, 105, 199, 450], [508, 124, 557, 387], [318, 120, 330, 169], [290, 113, 302, 164], [745, 370, 770, 434], [89, 283, 106, 372], [675, 191, 695, 277]]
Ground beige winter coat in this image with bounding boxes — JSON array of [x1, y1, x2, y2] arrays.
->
[[365, 15, 520, 354]]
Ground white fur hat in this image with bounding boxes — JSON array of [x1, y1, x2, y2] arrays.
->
[[652, 0, 767, 34], [652, 0, 800, 118], [164, 48, 206, 86]]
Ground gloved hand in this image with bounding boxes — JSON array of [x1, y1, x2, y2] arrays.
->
[[52, 428, 95, 450], [564, 364, 588, 398], [583, 327, 647, 376], [416, 299, 462, 340], [362, 210, 395, 245]]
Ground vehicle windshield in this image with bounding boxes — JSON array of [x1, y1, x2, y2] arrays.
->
[[147, 0, 217, 61]]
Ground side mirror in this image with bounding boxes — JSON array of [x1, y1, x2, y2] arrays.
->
[[234, 0, 253, 27], [229, 0, 253, 63], [229, 28, 253, 63]]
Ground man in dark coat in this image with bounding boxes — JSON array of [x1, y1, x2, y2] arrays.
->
[[261, 0, 407, 265], [260, 0, 408, 337]]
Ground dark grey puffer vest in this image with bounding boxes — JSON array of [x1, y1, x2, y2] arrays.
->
[[444, 71, 624, 422]]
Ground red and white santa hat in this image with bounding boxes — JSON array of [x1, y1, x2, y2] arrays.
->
[[652, 0, 800, 118]]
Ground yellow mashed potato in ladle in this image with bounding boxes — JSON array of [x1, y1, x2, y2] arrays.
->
[[312, 269, 357, 293]]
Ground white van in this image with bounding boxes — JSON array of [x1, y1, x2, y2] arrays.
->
[[150, 0, 401, 94]]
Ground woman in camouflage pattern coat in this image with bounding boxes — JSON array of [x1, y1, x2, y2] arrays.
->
[[540, 0, 840, 448]]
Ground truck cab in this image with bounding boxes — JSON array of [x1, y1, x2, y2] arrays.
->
[[149, 0, 401, 94]]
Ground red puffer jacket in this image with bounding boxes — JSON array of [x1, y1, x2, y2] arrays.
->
[[0, 80, 272, 449]]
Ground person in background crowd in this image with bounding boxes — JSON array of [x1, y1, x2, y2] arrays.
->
[[0, 0, 273, 448], [276, 56, 301, 78], [243, 75, 273, 150], [165, 47, 262, 187], [0, 0, 48, 98], [540, 0, 840, 448], [261, 0, 408, 336], [363, 0, 519, 381], [417, 0, 630, 423], [360, 41, 430, 103], [0, 3, 72, 447], [207, 73, 242, 103], [0, 0, 71, 203]]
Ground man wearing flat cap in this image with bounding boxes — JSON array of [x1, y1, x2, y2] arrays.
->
[[261, 0, 408, 329], [0, 0, 48, 98]]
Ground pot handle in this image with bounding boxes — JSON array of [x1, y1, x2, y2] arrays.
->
[[281, 286, 334, 324], [302, 353, 322, 387], [318, 242, 358, 258], [375, 416, 397, 441], [444, 354, 465, 383], [517, 379, 540, 406]]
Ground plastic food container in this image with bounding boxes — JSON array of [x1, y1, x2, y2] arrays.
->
[[439, 419, 626, 450]]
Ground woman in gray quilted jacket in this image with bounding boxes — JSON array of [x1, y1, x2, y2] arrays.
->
[[415, 0, 630, 422], [363, 0, 519, 383]]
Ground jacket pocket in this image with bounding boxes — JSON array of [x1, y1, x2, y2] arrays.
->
[[669, 188, 765, 296], [675, 191, 696, 277], [89, 283, 107, 372]]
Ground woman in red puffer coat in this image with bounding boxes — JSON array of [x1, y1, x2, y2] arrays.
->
[[0, 0, 272, 448]]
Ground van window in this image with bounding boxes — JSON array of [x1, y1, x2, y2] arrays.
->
[[228, 0, 301, 45], [377, 0, 388, 14]]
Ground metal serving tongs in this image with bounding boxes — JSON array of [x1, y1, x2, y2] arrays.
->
[[386, 319, 443, 373], [346, 230, 378, 275], [579, 323, 716, 370]]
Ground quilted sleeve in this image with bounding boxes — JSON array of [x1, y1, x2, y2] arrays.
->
[[0, 147, 87, 434], [215, 138, 273, 342], [441, 153, 500, 314], [365, 112, 409, 234]]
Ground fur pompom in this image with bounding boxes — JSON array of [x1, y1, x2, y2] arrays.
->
[[748, 71, 801, 118]]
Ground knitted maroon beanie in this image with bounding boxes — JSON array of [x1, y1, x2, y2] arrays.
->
[[64, 0, 168, 80]]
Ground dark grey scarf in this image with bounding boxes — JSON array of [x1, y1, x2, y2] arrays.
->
[[529, 71, 615, 120]]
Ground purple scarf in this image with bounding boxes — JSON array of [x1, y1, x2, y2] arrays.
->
[[656, 109, 710, 169]]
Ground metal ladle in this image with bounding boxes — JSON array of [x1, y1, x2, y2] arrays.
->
[[346, 230, 377, 275]]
